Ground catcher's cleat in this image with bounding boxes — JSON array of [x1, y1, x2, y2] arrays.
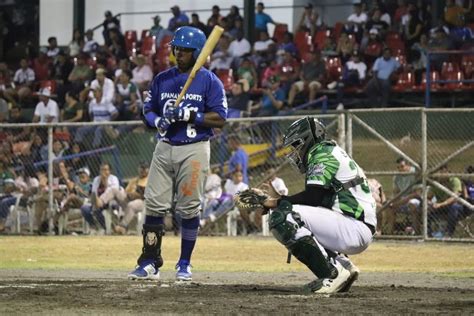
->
[[305, 260, 350, 294], [128, 259, 160, 280], [175, 259, 192, 281], [336, 256, 360, 293]]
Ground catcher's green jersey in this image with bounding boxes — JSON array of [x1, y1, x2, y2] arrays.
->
[[305, 141, 377, 227]]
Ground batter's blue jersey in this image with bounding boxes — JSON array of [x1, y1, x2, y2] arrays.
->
[[144, 67, 228, 145]]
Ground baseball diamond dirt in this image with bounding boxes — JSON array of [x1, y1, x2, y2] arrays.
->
[[0, 270, 473, 314]]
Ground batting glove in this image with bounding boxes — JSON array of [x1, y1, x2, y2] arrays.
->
[[154, 117, 171, 132], [165, 107, 191, 122]]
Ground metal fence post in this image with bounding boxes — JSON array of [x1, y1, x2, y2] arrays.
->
[[338, 112, 346, 150], [48, 125, 54, 234], [347, 112, 353, 156], [421, 108, 428, 240], [425, 52, 431, 108]]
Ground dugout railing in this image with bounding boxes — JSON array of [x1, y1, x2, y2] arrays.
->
[[0, 109, 472, 240]]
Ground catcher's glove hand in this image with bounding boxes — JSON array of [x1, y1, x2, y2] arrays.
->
[[234, 188, 270, 212]]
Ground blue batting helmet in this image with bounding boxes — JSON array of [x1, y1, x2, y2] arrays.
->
[[170, 26, 206, 59]]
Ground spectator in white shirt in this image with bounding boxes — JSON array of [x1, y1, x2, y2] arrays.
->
[[253, 31, 274, 54], [33, 88, 59, 123], [81, 161, 121, 232], [75, 87, 118, 148], [229, 30, 251, 61], [13, 59, 35, 87], [266, 168, 288, 196], [87, 68, 115, 104], [12, 58, 35, 103], [131, 54, 153, 91], [345, 3, 368, 41], [46, 36, 62, 60], [83, 29, 99, 57]]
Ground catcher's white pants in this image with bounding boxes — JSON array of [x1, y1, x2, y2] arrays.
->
[[288, 205, 373, 256]]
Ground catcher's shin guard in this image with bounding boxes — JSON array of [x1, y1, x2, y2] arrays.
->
[[269, 201, 337, 279], [137, 224, 164, 268]]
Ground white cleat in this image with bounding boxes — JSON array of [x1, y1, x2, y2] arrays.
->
[[336, 255, 360, 293], [310, 261, 351, 294]]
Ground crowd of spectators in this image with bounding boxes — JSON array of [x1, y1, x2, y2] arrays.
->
[[0, 1, 472, 235]]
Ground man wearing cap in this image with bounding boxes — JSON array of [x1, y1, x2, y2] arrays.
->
[[168, 6, 189, 32], [102, 11, 121, 46], [88, 68, 115, 104], [150, 15, 173, 48], [33, 88, 59, 123], [297, 3, 320, 36]]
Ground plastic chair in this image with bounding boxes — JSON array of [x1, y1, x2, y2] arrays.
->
[[10, 194, 34, 234], [333, 22, 344, 41], [326, 57, 342, 81], [39, 80, 57, 94], [313, 29, 330, 49], [295, 31, 313, 55], [443, 70, 464, 90], [393, 71, 415, 92], [141, 36, 156, 56], [273, 24, 288, 43], [125, 30, 138, 54], [216, 69, 234, 92]]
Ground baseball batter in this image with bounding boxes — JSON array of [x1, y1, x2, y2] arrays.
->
[[129, 26, 227, 281], [260, 117, 376, 294]]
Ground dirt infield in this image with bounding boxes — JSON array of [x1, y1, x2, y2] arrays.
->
[[1, 270, 473, 315]]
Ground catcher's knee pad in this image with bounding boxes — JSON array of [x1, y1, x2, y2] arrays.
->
[[269, 201, 335, 279], [138, 224, 165, 268], [269, 200, 299, 247]]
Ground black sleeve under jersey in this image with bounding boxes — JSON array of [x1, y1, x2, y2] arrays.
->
[[278, 185, 334, 208]]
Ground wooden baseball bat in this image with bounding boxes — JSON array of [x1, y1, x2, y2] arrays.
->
[[174, 26, 224, 107]]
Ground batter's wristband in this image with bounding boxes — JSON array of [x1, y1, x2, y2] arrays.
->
[[189, 111, 205, 125], [145, 111, 159, 127]]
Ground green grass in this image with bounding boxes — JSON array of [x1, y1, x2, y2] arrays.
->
[[1, 237, 473, 276]]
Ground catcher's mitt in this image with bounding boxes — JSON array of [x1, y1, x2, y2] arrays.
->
[[234, 188, 269, 212]]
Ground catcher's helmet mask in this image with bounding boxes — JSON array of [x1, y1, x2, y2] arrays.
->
[[283, 117, 326, 173]]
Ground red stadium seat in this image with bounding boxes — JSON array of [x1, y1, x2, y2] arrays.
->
[[40, 80, 57, 94], [393, 71, 415, 92], [313, 29, 330, 49], [141, 36, 156, 56], [443, 70, 464, 90], [461, 55, 474, 79], [416, 71, 440, 91], [441, 61, 460, 75], [386, 38, 405, 55], [386, 31, 401, 42], [125, 30, 138, 54], [216, 69, 234, 92], [395, 55, 407, 69], [295, 31, 313, 55], [159, 34, 173, 49], [364, 42, 383, 59], [326, 57, 342, 81], [141, 29, 150, 40], [273, 24, 288, 44], [333, 22, 344, 41]]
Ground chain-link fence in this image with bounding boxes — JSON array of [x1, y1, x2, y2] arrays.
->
[[347, 108, 474, 241], [0, 109, 472, 240]]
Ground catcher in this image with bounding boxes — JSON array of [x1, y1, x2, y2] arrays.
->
[[235, 117, 376, 294]]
